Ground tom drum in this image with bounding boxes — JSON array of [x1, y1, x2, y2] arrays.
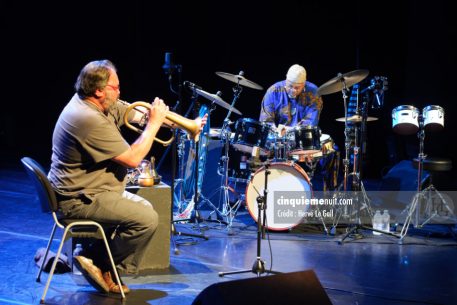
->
[[231, 118, 272, 156], [392, 105, 420, 135], [423, 105, 444, 132]]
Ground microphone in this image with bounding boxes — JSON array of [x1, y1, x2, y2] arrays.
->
[[183, 81, 202, 90], [162, 52, 175, 76]]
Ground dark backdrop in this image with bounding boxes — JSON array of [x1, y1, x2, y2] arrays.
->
[[1, 0, 456, 185]]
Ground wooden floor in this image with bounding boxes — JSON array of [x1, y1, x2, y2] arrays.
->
[[1, 164, 457, 305]]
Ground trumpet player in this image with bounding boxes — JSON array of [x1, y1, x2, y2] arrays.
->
[[47, 59, 207, 294]]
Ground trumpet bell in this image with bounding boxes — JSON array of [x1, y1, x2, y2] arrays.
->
[[123, 101, 201, 146]]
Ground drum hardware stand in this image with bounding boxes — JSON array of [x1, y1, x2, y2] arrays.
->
[[330, 80, 354, 233], [204, 83, 245, 232], [338, 135, 399, 243], [219, 161, 281, 277], [398, 116, 429, 240], [332, 86, 398, 243], [216, 121, 244, 231], [184, 91, 234, 230], [171, 88, 209, 243], [419, 181, 455, 227], [158, 56, 198, 253]]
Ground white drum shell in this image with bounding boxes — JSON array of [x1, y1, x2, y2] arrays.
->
[[246, 162, 312, 231], [392, 105, 419, 135], [423, 105, 444, 131]]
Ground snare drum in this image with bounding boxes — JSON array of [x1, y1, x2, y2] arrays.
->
[[423, 105, 444, 132], [246, 162, 312, 231], [287, 126, 321, 155], [232, 118, 272, 156], [392, 105, 420, 135]]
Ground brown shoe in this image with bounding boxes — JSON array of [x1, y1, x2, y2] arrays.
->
[[103, 271, 130, 294], [74, 256, 109, 293]]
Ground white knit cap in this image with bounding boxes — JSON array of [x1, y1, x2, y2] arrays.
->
[[286, 64, 307, 84]]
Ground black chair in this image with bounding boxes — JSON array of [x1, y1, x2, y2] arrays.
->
[[21, 157, 125, 303]]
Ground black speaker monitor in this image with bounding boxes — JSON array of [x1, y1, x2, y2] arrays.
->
[[192, 270, 332, 305]]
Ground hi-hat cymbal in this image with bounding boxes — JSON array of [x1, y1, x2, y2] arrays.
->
[[335, 115, 378, 123], [317, 69, 369, 96], [216, 71, 263, 90], [195, 88, 242, 115]]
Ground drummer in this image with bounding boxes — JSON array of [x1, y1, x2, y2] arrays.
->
[[259, 64, 338, 191], [259, 64, 323, 134]]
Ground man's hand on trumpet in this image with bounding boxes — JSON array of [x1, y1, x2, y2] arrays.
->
[[147, 97, 168, 128], [197, 113, 209, 131]]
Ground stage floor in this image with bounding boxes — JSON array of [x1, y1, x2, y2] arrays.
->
[[1, 166, 457, 305]]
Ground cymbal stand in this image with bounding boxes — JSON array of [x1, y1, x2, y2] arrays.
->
[[205, 120, 242, 232], [204, 84, 244, 232], [330, 79, 352, 232], [338, 95, 399, 244], [219, 161, 281, 277]]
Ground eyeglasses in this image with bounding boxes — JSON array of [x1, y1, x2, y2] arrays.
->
[[285, 82, 304, 92], [105, 84, 120, 91]]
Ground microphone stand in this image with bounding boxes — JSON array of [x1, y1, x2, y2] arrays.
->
[[219, 161, 281, 277]]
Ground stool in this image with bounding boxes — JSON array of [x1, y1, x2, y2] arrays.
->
[[412, 158, 455, 226]]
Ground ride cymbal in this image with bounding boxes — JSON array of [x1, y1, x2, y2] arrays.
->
[[195, 88, 242, 115], [317, 69, 369, 96], [216, 71, 263, 90]]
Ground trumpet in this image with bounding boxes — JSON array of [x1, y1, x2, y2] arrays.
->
[[121, 100, 201, 146]]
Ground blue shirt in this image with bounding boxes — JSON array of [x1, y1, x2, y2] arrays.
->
[[259, 80, 323, 127]]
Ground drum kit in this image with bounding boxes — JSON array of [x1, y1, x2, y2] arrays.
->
[[175, 68, 396, 237], [182, 70, 374, 232], [169, 62, 449, 245]]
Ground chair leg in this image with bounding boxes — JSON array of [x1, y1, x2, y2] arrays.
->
[[37, 223, 57, 283], [98, 226, 125, 299], [40, 227, 70, 304]]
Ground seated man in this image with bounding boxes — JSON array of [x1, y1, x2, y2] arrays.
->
[[259, 64, 338, 191], [48, 60, 206, 293]]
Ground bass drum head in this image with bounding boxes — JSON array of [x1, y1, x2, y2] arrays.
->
[[245, 162, 312, 231]]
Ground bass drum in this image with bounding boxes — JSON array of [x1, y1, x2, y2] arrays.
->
[[245, 162, 312, 231]]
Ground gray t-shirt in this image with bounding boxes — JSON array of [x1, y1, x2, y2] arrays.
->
[[48, 94, 131, 197]]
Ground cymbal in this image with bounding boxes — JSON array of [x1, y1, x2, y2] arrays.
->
[[317, 69, 369, 96], [216, 71, 263, 90], [195, 88, 242, 115], [335, 115, 378, 123]]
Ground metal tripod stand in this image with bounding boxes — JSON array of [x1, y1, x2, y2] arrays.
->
[[219, 161, 281, 277], [398, 116, 427, 240], [204, 119, 243, 232]]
